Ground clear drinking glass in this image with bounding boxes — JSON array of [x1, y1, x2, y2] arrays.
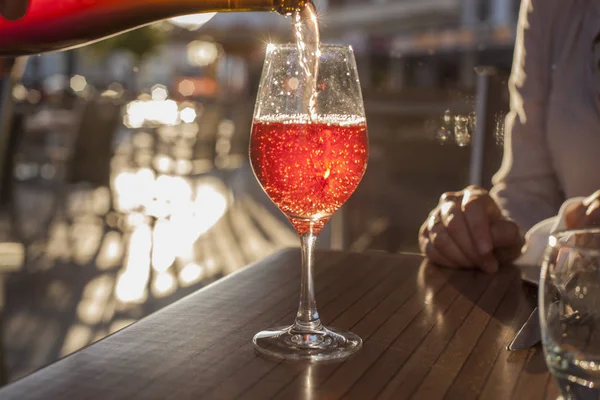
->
[[540, 229, 600, 399], [249, 44, 368, 361]]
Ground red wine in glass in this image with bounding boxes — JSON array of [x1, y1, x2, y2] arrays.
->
[[250, 120, 368, 235]]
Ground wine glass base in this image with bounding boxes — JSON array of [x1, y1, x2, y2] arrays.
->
[[253, 325, 362, 362]]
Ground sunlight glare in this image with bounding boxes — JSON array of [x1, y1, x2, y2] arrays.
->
[[155, 175, 193, 208], [151, 220, 176, 273], [77, 299, 104, 325], [83, 275, 114, 301], [45, 221, 72, 261], [0, 242, 24, 270], [192, 180, 228, 235], [175, 159, 193, 175], [125, 212, 147, 228], [179, 262, 204, 287], [92, 186, 111, 215], [61, 324, 92, 356], [116, 224, 152, 303], [124, 99, 179, 128], [205, 258, 219, 276], [115, 271, 147, 303], [71, 218, 103, 265], [152, 272, 176, 297], [112, 168, 155, 212], [153, 155, 174, 174], [96, 231, 124, 270]]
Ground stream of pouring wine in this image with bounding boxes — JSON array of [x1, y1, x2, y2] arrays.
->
[[293, 3, 321, 122]]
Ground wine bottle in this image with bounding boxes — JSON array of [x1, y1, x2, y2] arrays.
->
[[0, 0, 307, 56]]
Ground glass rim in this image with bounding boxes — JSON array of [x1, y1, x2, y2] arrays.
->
[[549, 228, 600, 254], [266, 43, 353, 53]]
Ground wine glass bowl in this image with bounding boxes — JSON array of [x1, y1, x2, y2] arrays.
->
[[250, 44, 368, 235], [250, 44, 368, 361]]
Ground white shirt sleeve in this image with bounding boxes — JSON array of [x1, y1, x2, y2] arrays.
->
[[514, 197, 584, 267], [490, 0, 564, 231]]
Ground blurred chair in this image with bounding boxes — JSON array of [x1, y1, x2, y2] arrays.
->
[[69, 98, 121, 188], [0, 58, 25, 208], [0, 57, 27, 385], [9, 102, 82, 244]]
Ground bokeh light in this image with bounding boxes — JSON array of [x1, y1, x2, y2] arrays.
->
[[170, 13, 216, 30], [187, 40, 219, 67]]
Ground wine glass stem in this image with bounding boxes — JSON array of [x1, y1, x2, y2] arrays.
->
[[294, 232, 322, 331]]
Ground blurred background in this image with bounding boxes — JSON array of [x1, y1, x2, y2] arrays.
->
[[0, 0, 516, 382]]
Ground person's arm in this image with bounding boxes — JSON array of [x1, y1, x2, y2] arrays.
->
[[490, 0, 563, 232]]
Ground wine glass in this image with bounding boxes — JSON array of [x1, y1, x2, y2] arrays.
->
[[540, 229, 600, 399], [249, 44, 368, 361]]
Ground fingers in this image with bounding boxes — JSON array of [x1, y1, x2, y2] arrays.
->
[[420, 213, 453, 268], [440, 191, 460, 204], [490, 219, 525, 264], [462, 188, 507, 274], [583, 190, 600, 208], [439, 201, 479, 264], [422, 238, 454, 268], [428, 222, 472, 267], [584, 199, 600, 226], [565, 191, 600, 229], [565, 202, 587, 229], [461, 190, 493, 255], [421, 186, 524, 274], [426, 208, 442, 232], [420, 207, 473, 269], [490, 219, 523, 248]]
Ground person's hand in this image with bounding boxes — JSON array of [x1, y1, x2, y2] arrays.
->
[[419, 185, 524, 273], [565, 190, 600, 229], [0, 0, 29, 20]]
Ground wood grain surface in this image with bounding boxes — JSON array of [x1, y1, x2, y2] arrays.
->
[[0, 248, 557, 400]]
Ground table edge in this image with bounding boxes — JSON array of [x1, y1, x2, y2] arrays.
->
[[0, 248, 425, 392]]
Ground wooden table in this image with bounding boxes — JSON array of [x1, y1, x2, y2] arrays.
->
[[0, 249, 558, 400]]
